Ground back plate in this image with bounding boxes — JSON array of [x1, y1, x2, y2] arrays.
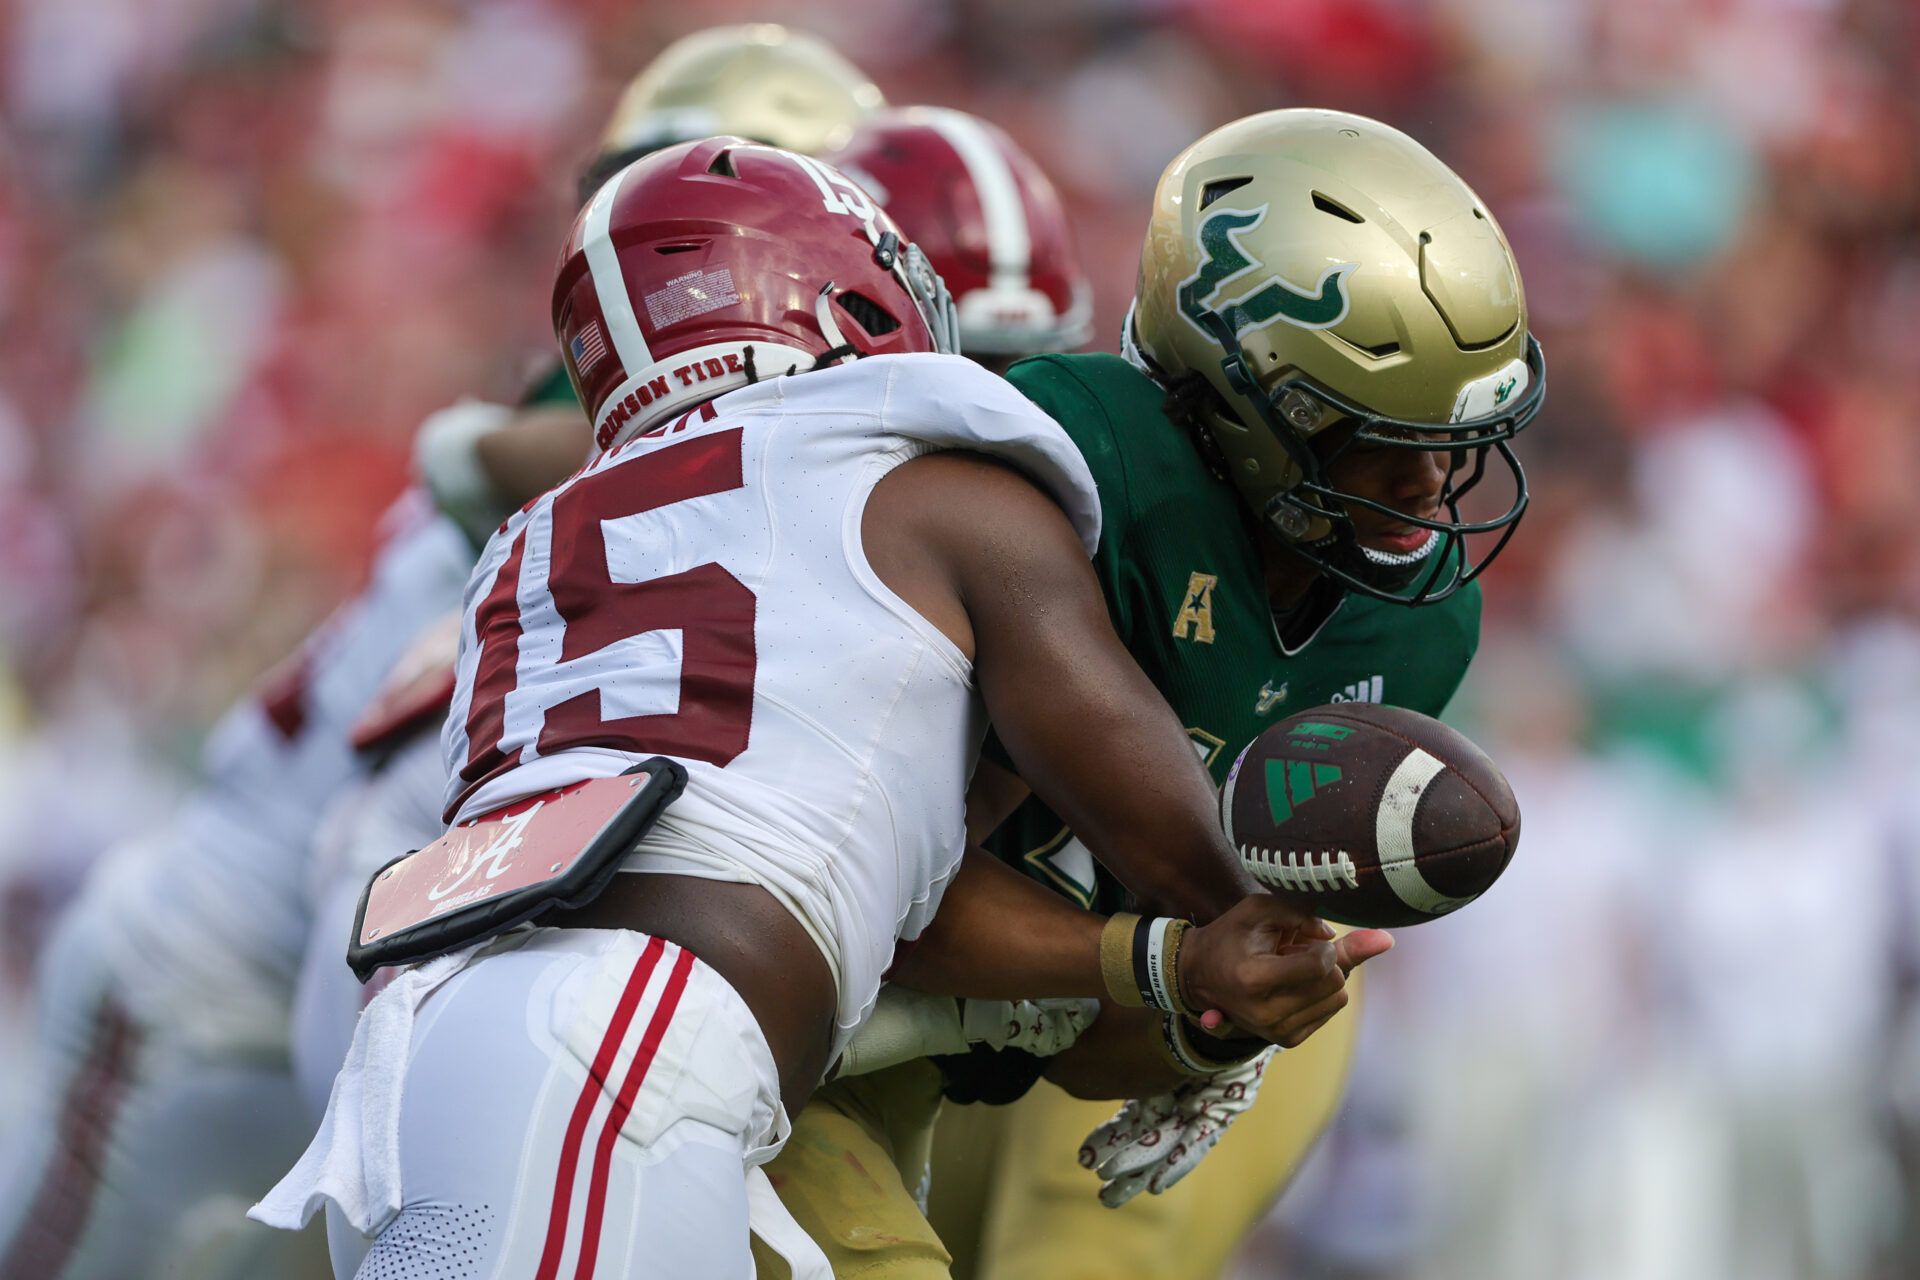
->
[[347, 759, 687, 982]]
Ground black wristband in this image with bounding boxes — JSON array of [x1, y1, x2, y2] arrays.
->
[[1130, 915, 1156, 1006]]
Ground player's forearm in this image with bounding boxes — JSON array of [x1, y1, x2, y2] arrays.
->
[[979, 636, 1257, 923], [925, 456, 1252, 922], [1041, 1004, 1185, 1099], [473, 407, 592, 507], [887, 849, 1104, 1000]]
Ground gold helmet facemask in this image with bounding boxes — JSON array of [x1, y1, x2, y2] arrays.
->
[[1134, 109, 1545, 606], [1191, 306, 1541, 603]]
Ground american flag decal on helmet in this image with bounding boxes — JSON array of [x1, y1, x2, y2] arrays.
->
[[570, 322, 609, 377]]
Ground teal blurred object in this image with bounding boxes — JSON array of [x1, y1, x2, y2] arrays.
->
[[1552, 100, 1758, 270]]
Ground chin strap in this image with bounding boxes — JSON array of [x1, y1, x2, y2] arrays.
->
[[1119, 301, 1152, 376], [810, 345, 860, 370], [813, 283, 860, 367], [742, 339, 854, 382]]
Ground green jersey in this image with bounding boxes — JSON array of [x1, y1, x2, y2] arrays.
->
[[983, 353, 1481, 911]]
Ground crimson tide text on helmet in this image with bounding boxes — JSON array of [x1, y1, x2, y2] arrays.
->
[[1132, 109, 1544, 605], [554, 137, 958, 454], [824, 106, 1092, 357]]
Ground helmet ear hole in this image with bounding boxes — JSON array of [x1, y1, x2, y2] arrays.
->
[[1311, 192, 1364, 224], [835, 291, 901, 337], [1200, 176, 1253, 209]]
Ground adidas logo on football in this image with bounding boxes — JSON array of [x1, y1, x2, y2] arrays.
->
[[1329, 675, 1384, 704], [1264, 758, 1343, 825]]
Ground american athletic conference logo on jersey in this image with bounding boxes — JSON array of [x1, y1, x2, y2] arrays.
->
[[1178, 205, 1357, 340], [1171, 572, 1218, 644]]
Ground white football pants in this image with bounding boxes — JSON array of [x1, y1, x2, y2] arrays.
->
[[292, 727, 453, 1124], [290, 879, 389, 1125], [0, 878, 324, 1279], [265, 927, 826, 1280]]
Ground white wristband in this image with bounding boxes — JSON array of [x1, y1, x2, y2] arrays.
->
[[1143, 916, 1177, 1012]]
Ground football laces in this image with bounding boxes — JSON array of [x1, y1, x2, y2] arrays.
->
[[1237, 845, 1359, 893]]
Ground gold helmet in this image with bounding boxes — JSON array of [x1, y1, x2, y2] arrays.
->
[[590, 25, 882, 184], [1132, 109, 1543, 604]]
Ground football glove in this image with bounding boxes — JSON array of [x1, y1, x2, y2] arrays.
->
[[1078, 1047, 1275, 1207], [413, 399, 515, 547], [834, 986, 1097, 1079]]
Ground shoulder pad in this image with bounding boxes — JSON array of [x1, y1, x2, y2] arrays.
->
[[350, 613, 463, 755]]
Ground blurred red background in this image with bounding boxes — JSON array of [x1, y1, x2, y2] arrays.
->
[[2, 2, 1918, 1276]]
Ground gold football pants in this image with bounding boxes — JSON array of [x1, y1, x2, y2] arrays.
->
[[751, 1061, 952, 1280], [931, 976, 1363, 1280], [755, 977, 1361, 1280]]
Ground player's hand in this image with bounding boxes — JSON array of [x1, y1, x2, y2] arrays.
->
[[1179, 896, 1392, 1047], [1078, 1049, 1274, 1207]]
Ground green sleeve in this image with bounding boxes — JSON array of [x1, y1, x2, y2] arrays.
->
[[976, 358, 1142, 777], [1003, 356, 1138, 642], [518, 359, 580, 410], [1429, 585, 1483, 717]]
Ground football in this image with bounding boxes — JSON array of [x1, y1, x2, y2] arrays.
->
[[1220, 704, 1521, 927]]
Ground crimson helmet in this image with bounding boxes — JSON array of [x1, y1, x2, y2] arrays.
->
[[824, 106, 1092, 356], [555, 136, 959, 453]]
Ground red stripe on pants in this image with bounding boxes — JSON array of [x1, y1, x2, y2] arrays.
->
[[534, 937, 667, 1280], [573, 946, 696, 1279], [0, 998, 141, 1280]]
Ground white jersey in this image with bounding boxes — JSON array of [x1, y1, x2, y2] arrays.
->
[[97, 493, 474, 1042], [443, 354, 1099, 1045]]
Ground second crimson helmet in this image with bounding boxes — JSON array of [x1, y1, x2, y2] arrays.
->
[[824, 107, 1092, 357], [555, 137, 958, 453]]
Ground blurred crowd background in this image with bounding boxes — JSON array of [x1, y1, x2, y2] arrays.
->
[[1, 0, 1917, 1277]]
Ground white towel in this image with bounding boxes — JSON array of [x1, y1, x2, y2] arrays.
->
[[744, 1165, 831, 1280], [249, 946, 475, 1236]]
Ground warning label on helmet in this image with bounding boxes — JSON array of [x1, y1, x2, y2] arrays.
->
[[644, 268, 740, 330]]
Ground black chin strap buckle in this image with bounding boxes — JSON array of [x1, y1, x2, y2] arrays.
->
[[1199, 310, 1259, 397], [810, 343, 861, 370]]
